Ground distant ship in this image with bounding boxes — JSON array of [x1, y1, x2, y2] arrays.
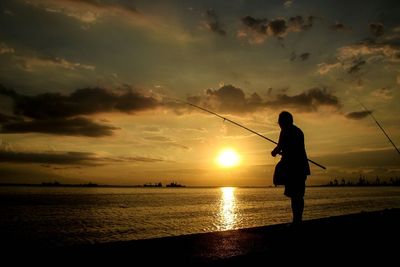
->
[[143, 182, 163, 187], [166, 181, 186, 188]]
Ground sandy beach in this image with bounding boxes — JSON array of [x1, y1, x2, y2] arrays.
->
[[7, 208, 398, 265]]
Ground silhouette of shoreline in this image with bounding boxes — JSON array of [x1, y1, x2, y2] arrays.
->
[[3, 208, 399, 264], [324, 176, 400, 186], [0, 182, 399, 188]]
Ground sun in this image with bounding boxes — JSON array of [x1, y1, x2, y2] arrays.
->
[[217, 149, 241, 168]]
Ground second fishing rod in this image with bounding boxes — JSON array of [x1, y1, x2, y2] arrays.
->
[[176, 99, 326, 170]]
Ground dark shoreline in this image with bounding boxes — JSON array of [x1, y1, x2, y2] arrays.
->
[[1, 183, 399, 188], [5, 208, 399, 264]]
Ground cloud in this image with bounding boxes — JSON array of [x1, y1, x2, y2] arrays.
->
[[0, 150, 98, 165], [267, 18, 287, 36], [318, 25, 400, 76], [204, 9, 226, 36], [288, 15, 314, 32], [141, 126, 161, 133], [369, 22, 384, 37], [144, 136, 172, 142], [370, 88, 393, 101], [330, 22, 351, 32], [143, 135, 189, 150], [290, 51, 311, 61], [0, 86, 160, 119], [347, 58, 366, 74], [318, 34, 400, 76], [346, 110, 372, 120], [317, 62, 341, 75], [15, 55, 95, 72], [0, 149, 165, 165], [337, 40, 400, 63], [299, 53, 310, 61], [241, 16, 268, 34], [0, 43, 15, 54], [266, 88, 341, 112], [0, 84, 162, 136], [187, 85, 340, 113], [1, 117, 118, 137], [284, 1, 293, 8], [23, 0, 190, 41], [103, 156, 165, 163], [25, 0, 139, 24], [188, 84, 262, 113], [239, 15, 314, 44]]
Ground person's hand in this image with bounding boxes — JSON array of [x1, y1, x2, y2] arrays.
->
[[271, 148, 278, 157]]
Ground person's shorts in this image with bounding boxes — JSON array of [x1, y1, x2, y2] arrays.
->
[[284, 175, 306, 198]]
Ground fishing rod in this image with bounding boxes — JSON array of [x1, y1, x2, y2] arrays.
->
[[355, 99, 400, 155], [178, 99, 326, 170]]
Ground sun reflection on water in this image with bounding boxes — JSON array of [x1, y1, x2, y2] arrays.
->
[[218, 187, 237, 230]]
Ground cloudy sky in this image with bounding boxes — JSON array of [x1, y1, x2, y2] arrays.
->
[[0, 0, 399, 186]]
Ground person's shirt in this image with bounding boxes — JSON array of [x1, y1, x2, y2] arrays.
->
[[277, 124, 311, 175]]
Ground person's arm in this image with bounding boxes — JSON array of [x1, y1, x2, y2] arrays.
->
[[271, 131, 283, 157]]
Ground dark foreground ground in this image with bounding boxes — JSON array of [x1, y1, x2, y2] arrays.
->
[[5, 209, 399, 265]]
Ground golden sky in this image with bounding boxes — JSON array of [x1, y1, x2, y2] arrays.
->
[[0, 0, 399, 186]]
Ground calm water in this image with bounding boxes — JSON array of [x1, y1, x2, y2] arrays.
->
[[1, 186, 399, 246]]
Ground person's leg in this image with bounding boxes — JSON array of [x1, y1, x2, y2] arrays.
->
[[290, 196, 304, 224]]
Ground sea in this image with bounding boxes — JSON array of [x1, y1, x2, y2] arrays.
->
[[1, 186, 399, 246]]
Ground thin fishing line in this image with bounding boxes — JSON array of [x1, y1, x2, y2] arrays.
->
[[355, 97, 400, 155], [170, 98, 326, 169]]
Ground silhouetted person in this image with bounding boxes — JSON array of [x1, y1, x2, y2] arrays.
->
[[271, 111, 310, 225]]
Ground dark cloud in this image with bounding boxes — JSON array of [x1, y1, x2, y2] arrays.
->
[[369, 22, 384, 37], [1, 117, 118, 137], [0, 86, 159, 119], [240, 15, 314, 41], [126, 156, 164, 162], [330, 22, 351, 32], [348, 59, 366, 74], [299, 53, 310, 61], [241, 16, 268, 34], [187, 85, 340, 114], [0, 150, 98, 165], [0, 84, 160, 136], [290, 52, 311, 61], [324, 32, 400, 76], [0, 150, 165, 165], [288, 15, 314, 32], [205, 9, 226, 36], [267, 88, 341, 112], [268, 18, 287, 36], [346, 110, 372, 120], [190, 84, 262, 113], [340, 38, 400, 64]]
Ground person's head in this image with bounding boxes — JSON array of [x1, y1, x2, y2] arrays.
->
[[278, 111, 293, 129]]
